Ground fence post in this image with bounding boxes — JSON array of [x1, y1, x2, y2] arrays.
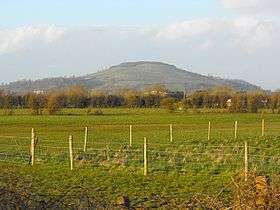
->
[[30, 128, 35, 166], [244, 141, 248, 182], [262, 119, 265, 137], [69, 135, 74, 170], [144, 137, 147, 176], [106, 145, 110, 161], [169, 124, 173, 142], [208, 121, 211, 141], [84, 127, 88, 152], [129, 125, 132, 147], [234, 121, 238, 139]]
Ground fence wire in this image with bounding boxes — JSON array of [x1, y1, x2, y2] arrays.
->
[[0, 134, 279, 177]]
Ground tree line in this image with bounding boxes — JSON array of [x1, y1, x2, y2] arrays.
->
[[0, 85, 279, 115]]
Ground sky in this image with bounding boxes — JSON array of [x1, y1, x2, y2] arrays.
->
[[0, 0, 279, 90]]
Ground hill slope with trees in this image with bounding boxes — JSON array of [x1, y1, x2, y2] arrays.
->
[[1, 61, 260, 93]]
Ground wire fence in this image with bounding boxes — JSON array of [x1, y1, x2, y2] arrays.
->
[[0, 119, 279, 190], [0, 133, 280, 178], [1, 123, 280, 209], [1, 138, 280, 209]]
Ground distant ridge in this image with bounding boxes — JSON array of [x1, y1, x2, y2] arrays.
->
[[1, 61, 261, 93]]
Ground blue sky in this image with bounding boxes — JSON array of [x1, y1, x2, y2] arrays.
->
[[0, 0, 231, 27], [0, 0, 279, 90]]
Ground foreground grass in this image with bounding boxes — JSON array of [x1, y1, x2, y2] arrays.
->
[[0, 162, 233, 208], [0, 108, 280, 208]]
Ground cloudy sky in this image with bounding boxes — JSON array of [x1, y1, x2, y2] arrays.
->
[[0, 0, 279, 90]]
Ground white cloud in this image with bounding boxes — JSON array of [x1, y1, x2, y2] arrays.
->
[[0, 19, 276, 57], [220, 0, 280, 14], [221, 0, 260, 9], [199, 40, 213, 51], [156, 17, 279, 53], [231, 17, 278, 51], [0, 25, 66, 55], [0, 18, 279, 89], [156, 19, 224, 40]]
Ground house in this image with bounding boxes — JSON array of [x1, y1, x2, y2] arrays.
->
[[226, 98, 232, 108], [33, 90, 45, 95]]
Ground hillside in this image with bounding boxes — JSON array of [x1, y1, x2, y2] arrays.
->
[[1, 61, 260, 93]]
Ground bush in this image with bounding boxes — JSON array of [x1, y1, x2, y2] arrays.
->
[[93, 109, 104, 115], [86, 108, 92, 115]]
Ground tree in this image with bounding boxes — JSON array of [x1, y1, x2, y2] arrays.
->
[[3, 94, 14, 115], [46, 92, 63, 115], [119, 89, 141, 108], [160, 98, 176, 112], [230, 92, 247, 113], [144, 84, 168, 107], [270, 92, 280, 113], [90, 90, 108, 108], [188, 91, 205, 108], [67, 85, 89, 108], [210, 86, 234, 108], [182, 97, 193, 109], [106, 95, 125, 107], [247, 91, 265, 113], [0, 89, 5, 108], [142, 94, 159, 107], [27, 93, 41, 115]]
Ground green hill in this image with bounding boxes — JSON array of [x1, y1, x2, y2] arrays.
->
[[1, 61, 260, 93]]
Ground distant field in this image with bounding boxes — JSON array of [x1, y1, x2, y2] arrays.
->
[[1, 108, 280, 208]]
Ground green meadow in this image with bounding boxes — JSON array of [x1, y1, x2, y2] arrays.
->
[[0, 108, 280, 208]]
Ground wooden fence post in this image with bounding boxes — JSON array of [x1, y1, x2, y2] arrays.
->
[[83, 127, 88, 152], [129, 125, 132, 147], [169, 124, 173, 142], [244, 141, 248, 182], [234, 121, 238, 139], [69, 135, 74, 170], [144, 137, 147, 176], [30, 128, 35, 166], [208, 121, 211, 141], [106, 145, 110, 161], [262, 119, 265, 137]]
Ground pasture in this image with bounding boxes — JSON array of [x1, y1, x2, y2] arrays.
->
[[1, 108, 280, 208]]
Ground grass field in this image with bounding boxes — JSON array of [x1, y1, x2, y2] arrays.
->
[[1, 108, 280, 208]]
